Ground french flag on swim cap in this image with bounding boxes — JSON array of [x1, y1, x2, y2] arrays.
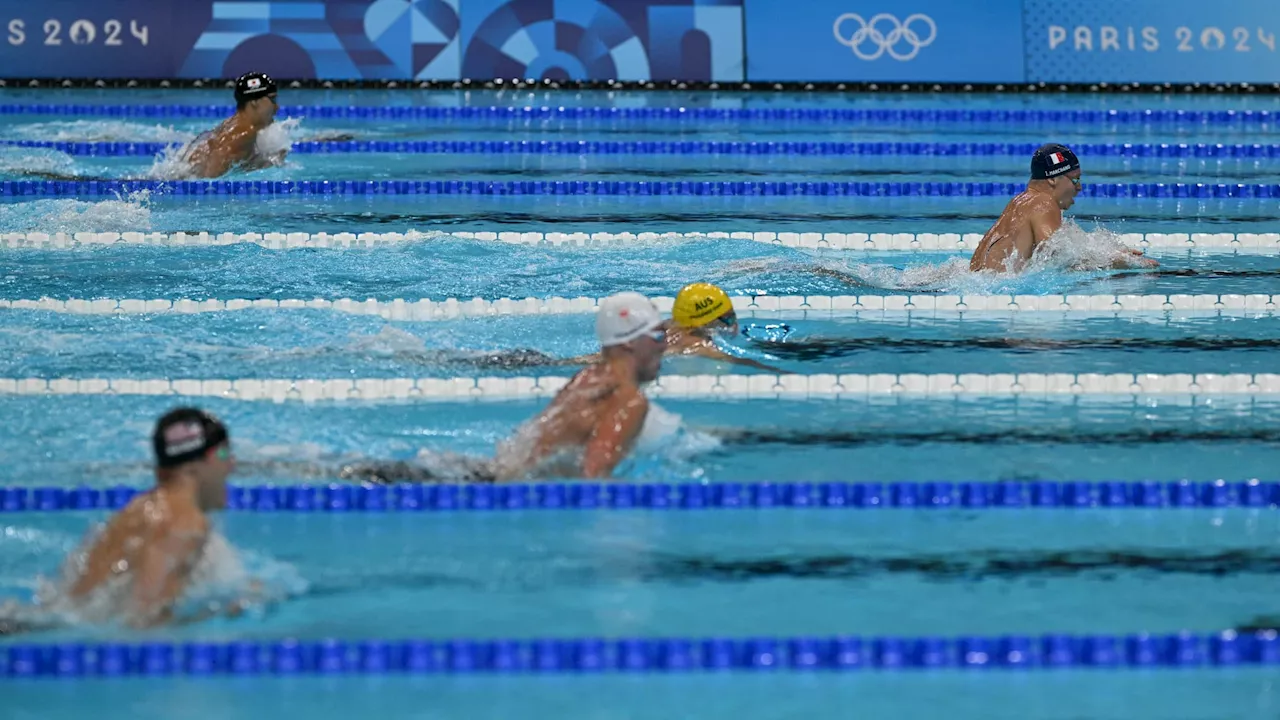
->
[[1049, 152, 1066, 165]]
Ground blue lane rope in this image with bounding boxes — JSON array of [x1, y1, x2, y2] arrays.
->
[[2, 630, 1276, 676], [0, 104, 1276, 125], [4, 139, 1278, 159], [3, 180, 1278, 198], [1, 480, 1275, 513]]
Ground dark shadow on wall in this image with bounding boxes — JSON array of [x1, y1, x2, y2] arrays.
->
[[679, 28, 712, 81], [224, 34, 318, 79]]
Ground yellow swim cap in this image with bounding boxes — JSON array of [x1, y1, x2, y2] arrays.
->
[[672, 282, 731, 328]]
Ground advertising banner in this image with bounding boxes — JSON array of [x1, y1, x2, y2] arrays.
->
[[744, 0, 1025, 82], [1024, 0, 1280, 83], [459, 0, 743, 82], [0, 0, 198, 79], [0, 0, 742, 81]]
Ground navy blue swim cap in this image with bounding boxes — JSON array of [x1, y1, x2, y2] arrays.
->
[[153, 407, 229, 468], [1030, 143, 1080, 179], [234, 72, 277, 105]]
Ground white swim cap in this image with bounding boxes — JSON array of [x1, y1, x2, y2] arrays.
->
[[596, 292, 663, 347]]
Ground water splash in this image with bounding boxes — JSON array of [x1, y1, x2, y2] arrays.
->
[[8, 120, 194, 144], [0, 146, 80, 179], [146, 117, 302, 180], [800, 222, 1154, 295], [0, 193, 152, 233], [5, 527, 306, 633]]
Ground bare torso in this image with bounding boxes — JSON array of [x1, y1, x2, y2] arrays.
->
[[492, 363, 647, 481], [64, 488, 207, 625], [184, 115, 275, 178], [969, 190, 1062, 272]]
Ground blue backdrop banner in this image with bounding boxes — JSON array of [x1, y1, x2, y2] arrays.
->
[[2, 0, 1278, 83], [0, 0, 743, 81], [1024, 0, 1280, 83], [743, 0, 1025, 82]]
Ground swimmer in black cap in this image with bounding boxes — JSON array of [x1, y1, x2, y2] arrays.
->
[[183, 71, 287, 178], [970, 143, 1157, 273], [51, 407, 255, 628]]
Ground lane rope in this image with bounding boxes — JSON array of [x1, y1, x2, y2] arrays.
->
[[1, 374, 1278, 401], [2, 179, 1278, 198], [1, 630, 1275, 676], [4, 139, 1278, 159], [1, 480, 1275, 513], [0, 104, 1275, 125], [3, 230, 1274, 252], [1, 293, 1276, 319]]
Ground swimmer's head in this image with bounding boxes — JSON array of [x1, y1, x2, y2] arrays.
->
[[672, 282, 737, 335], [234, 71, 279, 124], [153, 407, 234, 510], [1030, 143, 1082, 210], [596, 292, 665, 383]]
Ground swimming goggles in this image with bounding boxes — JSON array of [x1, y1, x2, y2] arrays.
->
[[215, 445, 232, 461], [646, 329, 666, 343], [715, 311, 738, 329]]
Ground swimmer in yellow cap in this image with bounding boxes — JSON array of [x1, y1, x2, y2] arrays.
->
[[561, 283, 783, 373]]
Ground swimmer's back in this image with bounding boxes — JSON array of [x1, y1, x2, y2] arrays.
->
[[970, 192, 1060, 271]]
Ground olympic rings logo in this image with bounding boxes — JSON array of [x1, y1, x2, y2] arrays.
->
[[832, 13, 937, 61]]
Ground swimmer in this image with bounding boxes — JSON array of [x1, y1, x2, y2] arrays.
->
[[565, 283, 785, 373], [182, 72, 285, 178], [969, 143, 1157, 273], [489, 292, 668, 481], [55, 408, 252, 628]]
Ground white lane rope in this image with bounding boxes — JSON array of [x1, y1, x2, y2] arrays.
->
[[3, 230, 1277, 252], [2, 293, 1276, 318], [2, 374, 1277, 402]]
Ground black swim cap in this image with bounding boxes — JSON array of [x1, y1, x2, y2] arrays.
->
[[1030, 143, 1080, 179], [153, 407, 229, 468], [234, 71, 277, 105]]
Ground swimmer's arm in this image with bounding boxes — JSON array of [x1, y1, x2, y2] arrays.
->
[[581, 395, 649, 479], [240, 148, 288, 170], [693, 345, 785, 374], [1106, 249, 1159, 269], [1016, 205, 1063, 271], [166, 580, 266, 627], [559, 352, 600, 365], [126, 520, 208, 629]]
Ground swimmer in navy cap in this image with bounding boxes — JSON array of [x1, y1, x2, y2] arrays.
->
[[969, 143, 1157, 273], [48, 408, 260, 628], [183, 71, 287, 178]]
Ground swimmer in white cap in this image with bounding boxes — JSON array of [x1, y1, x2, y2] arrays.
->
[[488, 291, 668, 481], [182, 71, 287, 178]]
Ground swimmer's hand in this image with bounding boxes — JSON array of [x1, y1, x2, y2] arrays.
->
[[1113, 250, 1159, 269]]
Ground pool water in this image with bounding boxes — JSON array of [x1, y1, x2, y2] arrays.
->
[[2, 88, 1279, 718]]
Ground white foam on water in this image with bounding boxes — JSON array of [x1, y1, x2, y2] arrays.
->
[[255, 117, 300, 159], [145, 117, 301, 180], [9, 120, 194, 144], [0, 146, 80, 178], [12, 526, 306, 631], [0, 193, 153, 233], [821, 222, 1156, 294]]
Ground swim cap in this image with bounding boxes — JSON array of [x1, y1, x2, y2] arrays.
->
[[153, 407, 229, 468], [1030, 143, 1080, 179], [234, 72, 277, 105], [596, 292, 663, 347], [672, 282, 732, 328]]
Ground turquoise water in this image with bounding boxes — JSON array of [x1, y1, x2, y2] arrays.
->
[[2, 89, 1279, 717]]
